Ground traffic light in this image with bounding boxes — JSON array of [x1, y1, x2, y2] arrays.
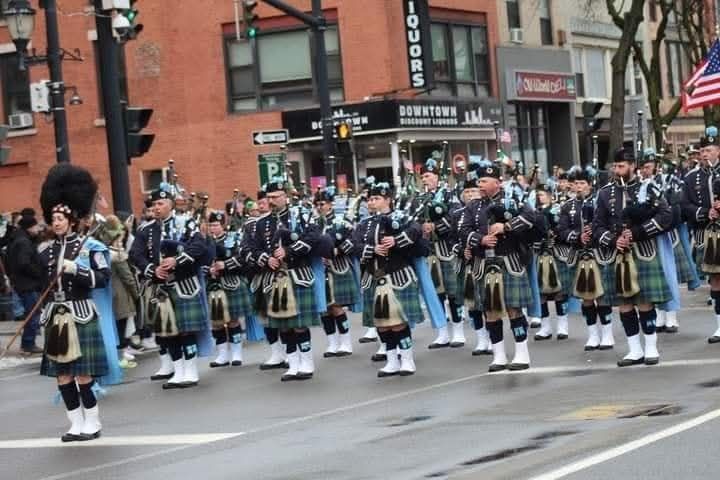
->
[[123, 105, 154, 163], [0, 125, 10, 165], [120, 0, 143, 41], [582, 101, 604, 134], [335, 121, 353, 156], [242, 0, 259, 39]]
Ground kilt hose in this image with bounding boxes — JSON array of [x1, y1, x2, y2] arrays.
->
[[328, 269, 358, 307], [41, 315, 109, 378], [361, 279, 424, 329], [267, 282, 320, 329], [476, 261, 533, 311], [169, 288, 208, 334]]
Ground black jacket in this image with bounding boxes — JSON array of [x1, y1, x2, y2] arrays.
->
[[6, 229, 43, 293]]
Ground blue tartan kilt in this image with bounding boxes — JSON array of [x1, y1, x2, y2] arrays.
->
[[559, 261, 575, 297], [268, 283, 320, 329], [225, 281, 254, 320], [596, 261, 619, 307], [170, 288, 208, 334], [673, 240, 694, 284], [476, 266, 533, 310], [41, 315, 109, 378], [361, 280, 424, 329], [628, 253, 672, 306], [329, 269, 358, 307], [428, 257, 458, 298]]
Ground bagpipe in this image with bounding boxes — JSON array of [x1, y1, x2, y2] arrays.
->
[[481, 200, 510, 315], [536, 202, 563, 296], [701, 175, 720, 273], [573, 194, 603, 300]]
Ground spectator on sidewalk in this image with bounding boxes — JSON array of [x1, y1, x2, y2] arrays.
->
[[6, 211, 44, 354]]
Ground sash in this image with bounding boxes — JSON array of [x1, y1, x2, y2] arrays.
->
[[678, 223, 701, 290], [413, 257, 446, 329], [658, 232, 682, 312], [526, 253, 542, 318], [311, 257, 327, 314]]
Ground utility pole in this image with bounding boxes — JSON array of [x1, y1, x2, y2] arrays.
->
[[43, 0, 70, 163], [260, 0, 335, 184], [94, 0, 132, 214]]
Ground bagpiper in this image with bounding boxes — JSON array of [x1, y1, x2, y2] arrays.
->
[[414, 158, 463, 348], [593, 142, 673, 367], [352, 182, 425, 377], [313, 187, 358, 358], [129, 183, 211, 389], [245, 178, 322, 381], [682, 127, 720, 343], [532, 184, 571, 342], [460, 161, 545, 372], [559, 165, 615, 351], [205, 210, 254, 368], [38, 164, 112, 442]]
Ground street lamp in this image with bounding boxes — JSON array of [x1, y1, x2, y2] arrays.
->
[[3, 0, 37, 71]]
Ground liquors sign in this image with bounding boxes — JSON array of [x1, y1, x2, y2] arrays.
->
[[403, 0, 434, 89]]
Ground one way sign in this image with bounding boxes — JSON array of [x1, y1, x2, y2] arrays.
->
[[252, 129, 289, 146]]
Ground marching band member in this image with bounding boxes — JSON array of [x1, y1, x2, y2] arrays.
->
[[460, 161, 545, 372], [353, 182, 425, 377], [594, 142, 673, 367], [246, 178, 321, 381], [38, 164, 111, 442], [129, 184, 212, 389], [313, 187, 359, 358]]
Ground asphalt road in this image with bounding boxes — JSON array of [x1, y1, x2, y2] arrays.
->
[[2, 287, 720, 480]]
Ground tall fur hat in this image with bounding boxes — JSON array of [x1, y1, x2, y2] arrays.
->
[[40, 163, 98, 224]]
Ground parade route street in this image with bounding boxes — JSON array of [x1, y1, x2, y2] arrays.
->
[[3, 288, 720, 480]]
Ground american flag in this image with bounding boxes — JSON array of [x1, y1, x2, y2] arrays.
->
[[683, 40, 720, 111]]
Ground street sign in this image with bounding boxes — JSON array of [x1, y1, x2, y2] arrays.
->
[[258, 152, 286, 185], [252, 129, 289, 146]]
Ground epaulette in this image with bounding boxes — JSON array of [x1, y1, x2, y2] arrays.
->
[[137, 219, 157, 232], [37, 240, 53, 254], [684, 166, 700, 179], [599, 182, 614, 190]]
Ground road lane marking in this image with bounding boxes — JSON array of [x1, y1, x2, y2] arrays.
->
[[529, 408, 720, 480], [0, 433, 245, 449]]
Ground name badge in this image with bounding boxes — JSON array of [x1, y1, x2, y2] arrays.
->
[[53, 291, 66, 303]]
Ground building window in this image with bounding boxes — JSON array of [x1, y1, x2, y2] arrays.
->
[[224, 26, 344, 112], [506, 0, 520, 30], [428, 22, 490, 98], [140, 168, 168, 194], [625, 58, 644, 96], [539, 0, 552, 45], [93, 41, 129, 117], [573, 47, 608, 99], [514, 103, 550, 173], [0, 53, 33, 127], [666, 41, 689, 97]]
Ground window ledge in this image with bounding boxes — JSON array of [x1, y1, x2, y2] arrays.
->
[[94, 118, 106, 127], [7, 128, 37, 138]]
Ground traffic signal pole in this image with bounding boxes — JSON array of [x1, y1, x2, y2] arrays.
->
[[44, 0, 70, 163], [260, 0, 335, 183], [94, 0, 132, 214]]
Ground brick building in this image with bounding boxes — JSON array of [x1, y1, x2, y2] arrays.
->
[[0, 0, 500, 214]]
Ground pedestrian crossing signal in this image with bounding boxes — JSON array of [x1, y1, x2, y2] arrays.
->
[[336, 121, 352, 141]]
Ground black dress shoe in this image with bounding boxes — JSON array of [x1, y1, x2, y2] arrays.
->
[[296, 372, 313, 380], [472, 349, 492, 356], [61, 433, 88, 443], [209, 361, 229, 368], [371, 353, 387, 362], [556, 334, 568, 341], [708, 336, 720, 344], [534, 333, 552, 341], [617, 357, 645, 367], [644, 357, 659, 365], [377, 370, 398, 378], [398, 370, 415, 377], [80, 430, 101, 441], [449, 342, 465, 348], [259, 361, 289, 370], [584, 345, 599, 351], [598, 344, 614, 350], [656, 326, 667, 333], [323, 351, 337, 358], [335, 351, 352, 357], [231, 360, 243, 366], [162, 381, 185, 390], [428, 342, 450, 349], [664, 326, 678, 334], [508, 362, 529, 371], [488, 363, 507, 373], [281, 373, 298, 382], [150, 373, 174, 381], [358, 337, 378, 344]]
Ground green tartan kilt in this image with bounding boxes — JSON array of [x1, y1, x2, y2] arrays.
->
[[476, 266, 533, 310], [559, 261, 575, 297], [361, 281, 424, 328], [454, 262, 471, 302], [329, 269, 358, 307], [436, 258, 458, 298], [41, 315, 108, 378], [626, 254, 672, 305], [673, 241, 694, 284], [267, 283, 320, 329], [170, 288, 208, 333], [225, 280, 254, 320], [596, 261, 619, 307]]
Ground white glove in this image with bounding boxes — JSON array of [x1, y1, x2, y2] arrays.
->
[[62, 259, 78, 275]]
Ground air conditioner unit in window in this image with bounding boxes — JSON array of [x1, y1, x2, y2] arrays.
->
[[510, 28, 524, 44], [8, 112, 33, 130]]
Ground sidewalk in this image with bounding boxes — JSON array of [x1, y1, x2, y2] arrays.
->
[[0, 320, 43, 370]]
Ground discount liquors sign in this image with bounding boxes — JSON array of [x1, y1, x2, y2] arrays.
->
[[403, 0, 434, 90]]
